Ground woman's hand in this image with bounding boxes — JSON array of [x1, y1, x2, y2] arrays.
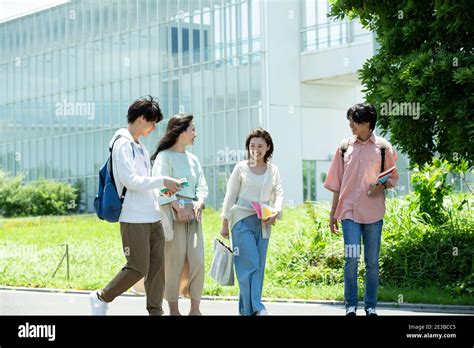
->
[[221, 220, 230, 239], [162, 190, 174, 198], [263, 212, 278, 226], [193, 200, 205, 222]]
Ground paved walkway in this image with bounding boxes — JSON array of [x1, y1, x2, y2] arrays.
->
[[1, 289, 472, 316]]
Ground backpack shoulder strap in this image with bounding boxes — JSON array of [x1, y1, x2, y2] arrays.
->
[[376, 136, 390, 150], [109, 135, 122, 153], [375, 136, 390, 173], [338, 138, 351, 174], [339, 138, 351, 157], [109, 135, 135, 202]]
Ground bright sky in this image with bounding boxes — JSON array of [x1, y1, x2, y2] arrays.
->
[[0, 0, 68, 22]]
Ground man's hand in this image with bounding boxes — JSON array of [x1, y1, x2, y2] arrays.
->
[[163, 178, 182, 195], [368, 183, 385, 197], [329, 213, 339, 234]]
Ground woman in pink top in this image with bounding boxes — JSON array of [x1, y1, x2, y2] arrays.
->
[[324, 103, 399, 317]]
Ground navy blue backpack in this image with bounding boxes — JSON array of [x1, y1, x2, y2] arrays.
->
[[94, 135, 135, 222]]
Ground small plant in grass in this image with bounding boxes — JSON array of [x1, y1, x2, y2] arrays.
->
[[409, 159, 465, 225]]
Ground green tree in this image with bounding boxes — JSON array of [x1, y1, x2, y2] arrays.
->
[[330, 0, 473, 167]]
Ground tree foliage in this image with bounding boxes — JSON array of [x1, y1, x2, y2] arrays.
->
[[330, 0, 473, 167]]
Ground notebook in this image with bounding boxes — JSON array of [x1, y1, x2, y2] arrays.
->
[[376, 166, 396, 185], [250, 201, 275, 220]]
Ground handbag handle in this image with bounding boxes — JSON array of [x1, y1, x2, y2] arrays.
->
[[216, 238, 233, 254]]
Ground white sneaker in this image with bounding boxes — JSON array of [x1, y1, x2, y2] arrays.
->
[[256, 309, 268, 316], [345, 306, 357, 316], [89, 291, 108, 316], [365, 307, 378, 316]]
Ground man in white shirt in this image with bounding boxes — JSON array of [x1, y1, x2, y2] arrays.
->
[[90, 96, 182, 316]]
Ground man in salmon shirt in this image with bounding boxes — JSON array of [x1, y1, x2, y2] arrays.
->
[[324, 103, 399, 316]]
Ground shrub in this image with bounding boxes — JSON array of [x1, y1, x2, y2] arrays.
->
[[409, 159, 471, 222], [381, 193, 474, 295], [23, 180, 78, 216], [0, 172, 28, 217], [0, 171, 78, 217]]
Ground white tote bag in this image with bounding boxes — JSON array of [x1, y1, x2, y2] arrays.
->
[[210, 239, 235, 286]]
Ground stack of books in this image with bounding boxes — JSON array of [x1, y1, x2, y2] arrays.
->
[[250, 201, 275, 220], [377, 166, 396, 185]]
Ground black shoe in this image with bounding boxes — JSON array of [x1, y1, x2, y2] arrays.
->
[[345, 306, 357, 316], [365, 307, 378, 316]]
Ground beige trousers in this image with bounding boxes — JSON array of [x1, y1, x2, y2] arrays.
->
[[161, 204, 205, 302]]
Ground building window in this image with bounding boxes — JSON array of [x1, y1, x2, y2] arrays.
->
[[303, 160, 317, 201], [300, 0, 370, 52]]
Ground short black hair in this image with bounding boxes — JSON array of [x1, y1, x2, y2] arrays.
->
[[346, 103, 377, 131], [127, 95, 163, 124]]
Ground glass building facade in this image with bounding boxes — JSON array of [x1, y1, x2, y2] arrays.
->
[[0, 0, 264, 211]]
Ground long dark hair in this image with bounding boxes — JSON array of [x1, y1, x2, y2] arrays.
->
[[151, 114, 194, 161]]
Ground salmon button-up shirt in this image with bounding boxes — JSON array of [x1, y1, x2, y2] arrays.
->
[[324, 134, 399, 224]]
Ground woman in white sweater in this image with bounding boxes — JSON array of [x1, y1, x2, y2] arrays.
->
[[220, 128, 284, 316]]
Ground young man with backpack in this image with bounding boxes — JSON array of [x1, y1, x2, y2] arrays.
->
[[324, 103, 399, 316], [90, 96, 182, 316]]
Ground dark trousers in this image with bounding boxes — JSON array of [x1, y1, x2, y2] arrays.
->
[[101, 221, 165, 316]]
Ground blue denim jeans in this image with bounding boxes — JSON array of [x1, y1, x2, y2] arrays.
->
[[231, 214, 269, 316], [342, 219, 383, 310]]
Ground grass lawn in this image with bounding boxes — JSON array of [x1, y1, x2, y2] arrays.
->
[[0, 208, 472, 305]]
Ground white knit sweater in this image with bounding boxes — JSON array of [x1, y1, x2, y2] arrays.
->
[[221, 160, 284, 239]]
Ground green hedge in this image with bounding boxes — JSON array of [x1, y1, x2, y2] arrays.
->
[[0, 171, 78, 217]]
